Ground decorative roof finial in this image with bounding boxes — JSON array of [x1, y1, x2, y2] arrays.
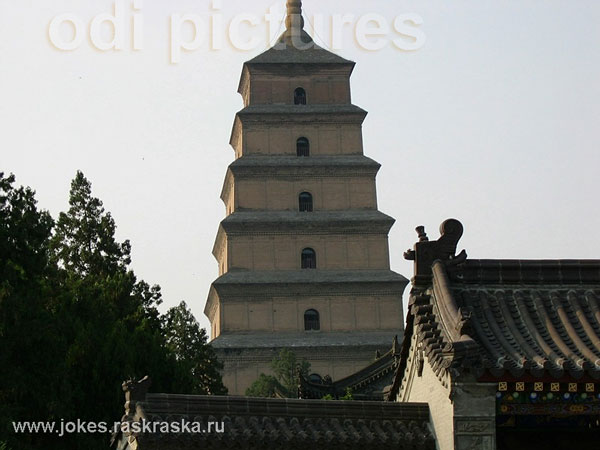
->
[[416, 226, 429, 242], [285, 0, 304, 31], [404, 219, 467, 285]]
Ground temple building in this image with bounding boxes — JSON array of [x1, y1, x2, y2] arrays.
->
[[390, 219, 600, 449], [204, 0, 407, 394]]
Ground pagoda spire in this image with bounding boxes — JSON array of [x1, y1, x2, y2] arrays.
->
[[245, 0, 354, 63], [277, 0, 312, 48], [285, 0, 304, 31]]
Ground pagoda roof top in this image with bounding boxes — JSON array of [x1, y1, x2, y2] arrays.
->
[[243, 0, 353, 67], [246, 30, 354, 66], [390, 219, 600, 399]]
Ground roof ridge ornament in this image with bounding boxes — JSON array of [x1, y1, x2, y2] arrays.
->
[[404, 219, 467, 285], [116, 375, 151, 446], [392, 335, 400, 356]]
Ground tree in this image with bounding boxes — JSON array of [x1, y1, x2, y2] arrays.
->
[[50, 171, 131, 278], [0, 171, 226, 450], [245, 374, 282, 398], [0, 172, 225, 450], [0, 172, 64, 450], [49, 172, 226, 429], [162, 301, 227, 395], [245, 349, 310, 398], [42, 172, 177, 448]]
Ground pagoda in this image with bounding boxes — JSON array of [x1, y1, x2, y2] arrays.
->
[[205, 0, 408, 394]]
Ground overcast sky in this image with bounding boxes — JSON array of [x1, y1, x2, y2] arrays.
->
[[2, 0, 599, 332]]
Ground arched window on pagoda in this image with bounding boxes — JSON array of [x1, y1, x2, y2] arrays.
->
[[299, 192, 313, 212], [301, 248, 316, 269], [294, 87, 307, 105], [296, 137, 310, 157], [304, 309, 320, 331]]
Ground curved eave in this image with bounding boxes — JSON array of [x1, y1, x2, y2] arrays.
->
[[219, 210, 395, 235], [219, 169, 233, 205], [211, 331, 399, 350], [212, 224, 226, 260], [204, 284, 219, 321], [237, 104, 367, 117], [306, 344, 399, 391], [229, 154, 380, 175], [212, 269, 408, 297]]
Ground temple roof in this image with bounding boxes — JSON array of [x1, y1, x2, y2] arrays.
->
[[299, 337, 400, 401], [390, 219, 600, 398], [247, 33, 354, 66], [113, 378, 435, 450]]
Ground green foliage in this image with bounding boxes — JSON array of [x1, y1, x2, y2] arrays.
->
[[0, 172, 62, 449], [271, 348, 310, 396], [50, 171, 131, 277], [245, 374, 283, 398], [0, 171, 225, 450], [45, 171, 172, 444], [341, 388, 354, 400], [321, 388, 353, 401], [162, 301, 227, 395], [246, 349, 310, 398]]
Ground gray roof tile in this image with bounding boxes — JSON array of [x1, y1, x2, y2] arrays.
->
[[115, 392, 434, 450]]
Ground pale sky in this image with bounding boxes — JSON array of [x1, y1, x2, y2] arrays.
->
[[1, 0, 599, 332]]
